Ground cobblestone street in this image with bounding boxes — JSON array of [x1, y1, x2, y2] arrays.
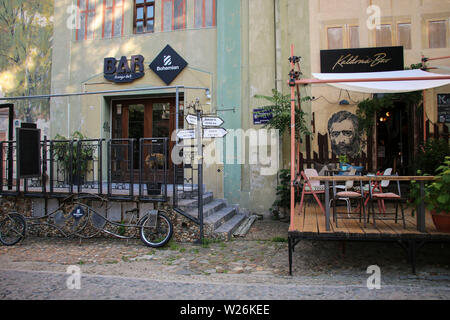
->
[[1, 220, 449, 299]]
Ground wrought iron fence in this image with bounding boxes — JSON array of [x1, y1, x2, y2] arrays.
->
[[0, 137, 168, 202]]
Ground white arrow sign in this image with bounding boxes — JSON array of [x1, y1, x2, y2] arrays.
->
[[202, 116, 224, 127], [185, 114, 198, 125], [203, 128, 228, 138], [177, 129, 195, 139]]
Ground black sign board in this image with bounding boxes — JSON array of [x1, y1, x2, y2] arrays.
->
[[16, 127, 41, 178], [149, 45, 188, 85], [104, 55, 145, 83], [438, 94, 450, 123], [320, 46, 404, 73]]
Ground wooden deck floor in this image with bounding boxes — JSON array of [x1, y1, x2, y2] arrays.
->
[[289, 201, 450, 240]]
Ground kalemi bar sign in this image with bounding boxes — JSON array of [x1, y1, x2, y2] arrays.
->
[[320, 46, 404, 73]]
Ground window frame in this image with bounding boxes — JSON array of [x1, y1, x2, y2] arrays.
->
[[326, 24, 360, 49], [194, 0, 216, 28], [133, 0, 155, 34], [375, 23, 394, 47], [102, 0, 124, 38], [396, 21, 412, 50], [427, 18, 448, 49], [162, 0, 186, 31], [76, 0, 96, 41]]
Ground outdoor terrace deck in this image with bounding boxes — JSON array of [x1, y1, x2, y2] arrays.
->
[[289, 202, 450, 241]]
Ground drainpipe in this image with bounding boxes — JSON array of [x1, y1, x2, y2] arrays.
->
[[274, 0, 281, 91]]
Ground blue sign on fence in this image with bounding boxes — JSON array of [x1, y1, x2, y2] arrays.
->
[[253, 109, 273, 125], [71, 206, 85, 220]]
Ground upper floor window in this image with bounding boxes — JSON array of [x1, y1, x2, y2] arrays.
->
[[76, 0, 96, 40], [103, 0, 124, 38], [327, 25, 359, 49], [194, 0, 216, 28], [397, 23, 411, 50], [375, 24, 393, 47], [428, 20, 447, 48], [134, 0, 155, 34], [375, 22, 412, 49], [162, 0, 186, 31]]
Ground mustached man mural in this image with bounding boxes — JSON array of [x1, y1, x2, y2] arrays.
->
[[328, 111, 360, 158]]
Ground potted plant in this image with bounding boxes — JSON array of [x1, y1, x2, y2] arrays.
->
[[410, 157, 450, 233], [426, 156, 450, 233], [269, 169, 301, 221], [338, 154, 349, 170], [53, 131, 94, 185]]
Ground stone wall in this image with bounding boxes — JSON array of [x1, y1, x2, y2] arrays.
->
[[0, 196, 201, 243]]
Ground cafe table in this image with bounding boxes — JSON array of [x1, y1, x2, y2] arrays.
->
[[308, 175, 436, 232]]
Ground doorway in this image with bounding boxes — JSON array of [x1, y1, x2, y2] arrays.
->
[[111, 97, 183, 183], [376, 102, 413, 175]]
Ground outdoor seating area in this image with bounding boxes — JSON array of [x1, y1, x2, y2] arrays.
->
[[288, 167, 450, 275]]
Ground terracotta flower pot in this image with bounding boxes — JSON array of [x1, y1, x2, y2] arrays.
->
[[431, 211, 450, 233]]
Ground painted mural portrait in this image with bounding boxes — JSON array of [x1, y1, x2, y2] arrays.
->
[[328, 111, 360, 158]]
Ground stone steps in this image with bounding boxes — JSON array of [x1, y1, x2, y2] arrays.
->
[[175, 190, 246, 240]]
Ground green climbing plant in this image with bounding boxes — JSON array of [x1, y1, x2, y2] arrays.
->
[[253, 89, 311, 138]]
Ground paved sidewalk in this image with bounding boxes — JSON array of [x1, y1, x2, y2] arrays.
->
[[1, 269, 449, 300], [0, 220, 449, 299]]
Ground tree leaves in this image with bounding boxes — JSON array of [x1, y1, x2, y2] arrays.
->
[[254, 89, 311, 139], [0, 0, 53, 122]]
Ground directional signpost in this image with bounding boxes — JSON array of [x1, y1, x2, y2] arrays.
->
[[202, 116, 224, 127], [180, 112, 228, 244], [184, 114, 227, 139], [176, 129, 195, 139], [203, 128, 228, 138]]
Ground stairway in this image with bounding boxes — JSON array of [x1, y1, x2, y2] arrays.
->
[[174, 190, 247, 240]]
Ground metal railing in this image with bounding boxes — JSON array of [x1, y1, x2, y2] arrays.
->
[[0, 137, 168, 202]]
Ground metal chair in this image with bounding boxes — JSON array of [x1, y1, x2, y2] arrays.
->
[[329, 168, 357, 213], [331, 174, 365, 227], [367, 173, 406, 228], [299, 169, 326, 215]]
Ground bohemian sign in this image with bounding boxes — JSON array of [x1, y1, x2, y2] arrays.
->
[[104, 55, 145, 83], [320, 46, 404, 73], [150, 45, 188, 85]]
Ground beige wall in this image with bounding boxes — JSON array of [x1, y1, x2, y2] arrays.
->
[[308, 0, 450, 162]]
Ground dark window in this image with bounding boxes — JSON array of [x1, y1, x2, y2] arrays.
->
[[134, 0, 155, 34]]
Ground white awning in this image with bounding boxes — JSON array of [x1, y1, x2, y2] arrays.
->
[[312, 69, 450, 93]]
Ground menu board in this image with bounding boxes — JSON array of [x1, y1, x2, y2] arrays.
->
[[438, 94, 450, 123]]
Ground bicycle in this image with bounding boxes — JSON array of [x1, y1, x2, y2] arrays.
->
[[0, 194, 173, 248], [0, 212, 26, 246]]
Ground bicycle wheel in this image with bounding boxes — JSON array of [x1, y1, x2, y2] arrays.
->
[[0, 213, 26, 246], [140, 211, 173, 248]]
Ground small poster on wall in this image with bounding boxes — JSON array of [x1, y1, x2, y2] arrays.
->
[[437, 94, 450, 123]]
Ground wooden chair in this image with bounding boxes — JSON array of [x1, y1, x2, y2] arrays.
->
[[299, 169, 325, 215], [367, 173, 406, 228]]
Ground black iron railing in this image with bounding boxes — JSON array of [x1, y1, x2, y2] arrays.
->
[[0, 137, 168, 202]]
